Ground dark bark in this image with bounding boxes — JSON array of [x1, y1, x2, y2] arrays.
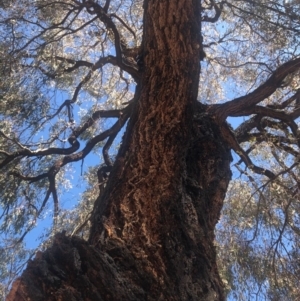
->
[[7, 1, 232, 300]]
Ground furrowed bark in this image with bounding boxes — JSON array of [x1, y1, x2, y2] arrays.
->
[[7, 1, 232, 300]]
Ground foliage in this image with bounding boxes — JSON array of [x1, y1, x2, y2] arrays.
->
[[1, 1, 300, 300]]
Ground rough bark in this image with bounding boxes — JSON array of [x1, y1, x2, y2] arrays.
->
[[7, 1, 232, 300]]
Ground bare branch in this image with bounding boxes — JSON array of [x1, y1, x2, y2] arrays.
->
[[110, 13, 136, 39], [267, 89, 300, 110], [211, 57, 300, 121], [103, 131, 118, 167], [202, 0, 223, 23], [49, 176, 59, 221], [56, 54, 140, 81], [237, 132, 297, 146], [0, 104, 129, 171], [220, 123, 276, 179], [81, 1, 140, 79]]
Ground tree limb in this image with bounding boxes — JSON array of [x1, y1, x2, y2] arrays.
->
[[202, 0, 223, 23], [211, 57, 300, 121]]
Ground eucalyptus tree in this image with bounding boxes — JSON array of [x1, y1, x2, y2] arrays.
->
[[1, 0, 300, 300]]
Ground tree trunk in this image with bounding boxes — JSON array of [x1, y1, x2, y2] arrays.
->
[[7, 1, 232, 300]]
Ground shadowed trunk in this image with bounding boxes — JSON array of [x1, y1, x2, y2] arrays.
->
[[7, 1, 232, 300]]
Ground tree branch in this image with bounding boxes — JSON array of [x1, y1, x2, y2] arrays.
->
[[220, 123, 276, 179], [211, 57, 300, 121], [0, 107, 129, 170], [56, 54, 139, 81], [81, 1, 140, 79], [202, 0, 223, 23]]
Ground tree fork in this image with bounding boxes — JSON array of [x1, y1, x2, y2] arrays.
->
[[8, 1, 232, 300]]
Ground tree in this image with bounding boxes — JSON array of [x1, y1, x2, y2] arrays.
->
[[1, 0, 300, 300]]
